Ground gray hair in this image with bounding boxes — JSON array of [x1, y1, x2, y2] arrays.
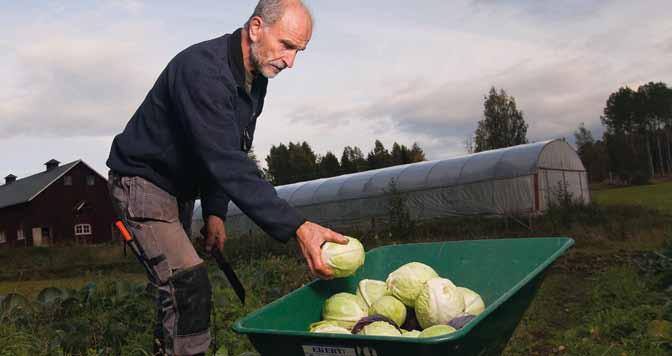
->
[[244, 0, 311, 29]]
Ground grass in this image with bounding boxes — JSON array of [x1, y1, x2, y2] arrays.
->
[[592, 180, 672, 215], [0, 243, 141, 281], [0, 273, 146, 300], [1, 181, 671, 355]]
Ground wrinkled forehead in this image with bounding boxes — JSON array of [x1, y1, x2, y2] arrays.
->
[[268, 5, 312, 46]]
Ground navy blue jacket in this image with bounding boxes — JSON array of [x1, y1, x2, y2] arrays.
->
[[107, 29, 305, 242]]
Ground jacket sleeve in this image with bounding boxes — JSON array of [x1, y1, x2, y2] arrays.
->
[[201, 186, 230, 222], [170, 51, 305, 242]]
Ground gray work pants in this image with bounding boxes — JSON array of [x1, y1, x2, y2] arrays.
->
[[108, 172, 212, 356]]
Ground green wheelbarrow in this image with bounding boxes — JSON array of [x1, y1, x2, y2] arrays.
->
[[233, 237, 574, 356]]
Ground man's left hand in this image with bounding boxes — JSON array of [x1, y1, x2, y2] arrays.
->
[[205, 215, 227, 253]]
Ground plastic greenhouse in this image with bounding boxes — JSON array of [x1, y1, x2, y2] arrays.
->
[[192, 139, 589, 237]]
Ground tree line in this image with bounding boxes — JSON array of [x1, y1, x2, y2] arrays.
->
[[251, 81, 670, 188], [464, 82, 672, 186], [575, 81, 672, 184], [257, 86, 530, 187], [259, 140, 426, 186]]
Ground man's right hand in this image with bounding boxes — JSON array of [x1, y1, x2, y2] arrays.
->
[[296, 221, 348, 280], [205, 215, 227, 253]]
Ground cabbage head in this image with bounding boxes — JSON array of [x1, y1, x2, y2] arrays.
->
[[322, 293, 368, 329], [418, 324, 456, 338], [386, 262, 439, 307], [369, 296, 407, 327], [401, 329, 421, 337], [355, 321, 401, 337], [321, 236, 365, 278], [415, 278, 465, 329], [309, 320, 351, 334], [356, 279, 390, 308], [457, 287, 485, 315]]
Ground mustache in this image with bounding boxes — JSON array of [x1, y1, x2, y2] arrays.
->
[[271, 61, 287, 70]]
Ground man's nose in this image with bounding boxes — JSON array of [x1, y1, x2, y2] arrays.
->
[[283, 51, 297, 69]]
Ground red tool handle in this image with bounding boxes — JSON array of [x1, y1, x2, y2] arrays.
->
[[115, 220, 133, 242]]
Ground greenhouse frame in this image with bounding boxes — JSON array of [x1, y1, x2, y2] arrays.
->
[[192, 139, 589, 237]]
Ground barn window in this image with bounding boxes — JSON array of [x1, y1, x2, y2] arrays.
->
[[17, 229, 24, 241], [0, 231, 5, 243], [86, 175, 95, 186], [74, 224, 92, 236], [64, 175, 73, 186]]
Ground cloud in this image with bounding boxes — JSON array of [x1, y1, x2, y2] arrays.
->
[[470, 0, 607, 22], [2, 0, 671, 173], [276, 0, 672, 163], [117, 0, 144, 14], [0, 16, 170, 138], [661, 37, 672, 53], [286, 52, 614, 151]]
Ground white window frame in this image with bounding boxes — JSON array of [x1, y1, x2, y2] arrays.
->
[[86, 175, 95, 186], [17, 229, 24, 241], [74, 224, 92, 236], [0, 231, 6, 243]]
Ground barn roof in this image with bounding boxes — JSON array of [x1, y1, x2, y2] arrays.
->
[[0, 160, 83, 209]]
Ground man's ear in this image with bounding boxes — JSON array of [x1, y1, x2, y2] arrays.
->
[[248, 16, 264, 43]]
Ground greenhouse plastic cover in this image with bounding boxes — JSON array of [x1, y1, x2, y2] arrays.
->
[[192, 139, 588, 235]]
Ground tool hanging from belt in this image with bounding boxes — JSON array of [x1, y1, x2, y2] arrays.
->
[[114, 219, 164, 283]]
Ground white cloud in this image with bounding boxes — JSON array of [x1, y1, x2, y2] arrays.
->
[[0, 18, 172, 138], [256, 0, 672, 162], [1, 0, 671, 176]]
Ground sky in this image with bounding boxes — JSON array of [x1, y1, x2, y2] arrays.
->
[[1, 0, 671, 179]]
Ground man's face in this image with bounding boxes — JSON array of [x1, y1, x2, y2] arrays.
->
[[249, 5, 312, 78]]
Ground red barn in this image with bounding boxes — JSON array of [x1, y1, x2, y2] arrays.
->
[[0, 159, 116, 247]]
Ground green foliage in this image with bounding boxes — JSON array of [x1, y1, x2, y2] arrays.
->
[[264, 141, 318, 185], [367, 140, 392, 169], [604, 132, 651, 185], [602, 86, 639, 134], [601, 82, 672, 180], [385, 179, 416, 241], [574, 123, 608, 183], [318, 151, 341, 178], [556, 268, 669, 355], [265, 140, 426, 185], [340, 145, 367, 174], [3, 182, 671, 355], [0, 280, 156, 356], [544, 180, 600, 230], [474, 87, 528, 152]]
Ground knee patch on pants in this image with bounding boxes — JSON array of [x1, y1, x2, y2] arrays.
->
[[171, 264, 212, 336]]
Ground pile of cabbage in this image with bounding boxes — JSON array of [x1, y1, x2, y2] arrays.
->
[[308, 254, 486, 338]]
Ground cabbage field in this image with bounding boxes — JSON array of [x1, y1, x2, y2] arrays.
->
[[1, 182, 671, 355]]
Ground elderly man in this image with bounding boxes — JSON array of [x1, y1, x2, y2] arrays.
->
[[106, 1, 346, 355]]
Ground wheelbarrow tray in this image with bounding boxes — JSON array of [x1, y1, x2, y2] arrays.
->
[[233, 237, 574, 356]]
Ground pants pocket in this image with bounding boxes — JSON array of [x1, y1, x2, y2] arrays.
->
[[127, 177, 179, 222]]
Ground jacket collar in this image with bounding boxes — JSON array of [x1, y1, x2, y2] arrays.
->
[[228, 28, 246, 89], [228, 28, 269, 95]]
